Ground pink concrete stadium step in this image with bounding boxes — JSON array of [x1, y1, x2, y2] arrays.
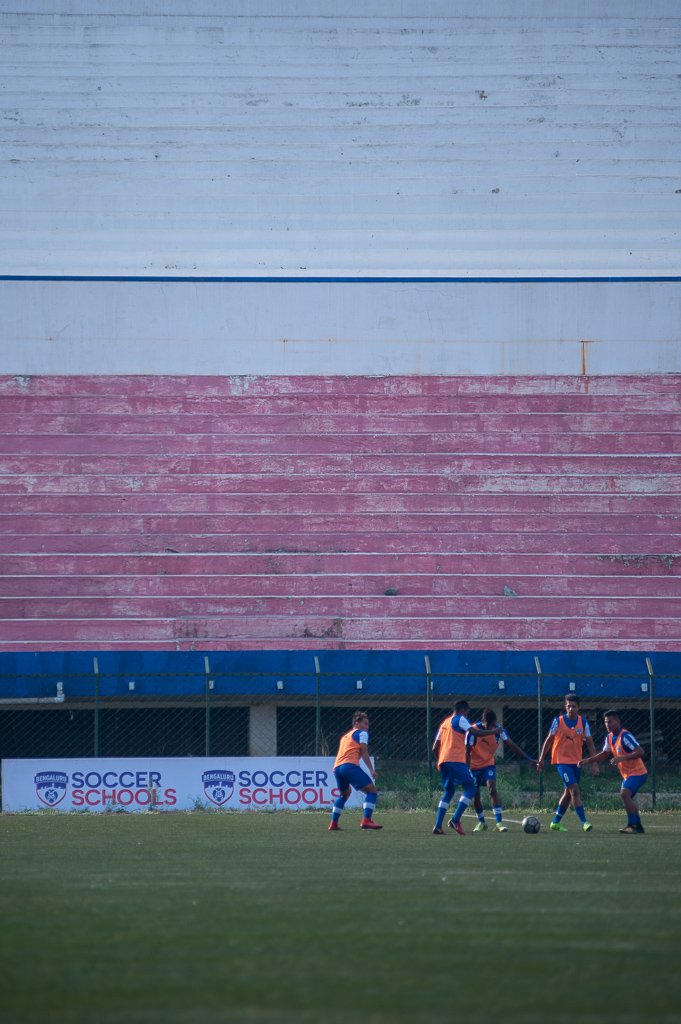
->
[[0, 493, 675, 516], [2, 533, 679, 557], [0, 494, 675, 514], [3, 596, 679, 621], [2, 394, 680, 415], [0, 433, 679, 456], [1, 375, 678, 396], [3, 412, 680, 434], [1, 473, 678, 496], [0, 617, 676, 646], [1, 552, 679, 580], [2, 512, 678, 535], [2, 575, 679, 599], [1, 454, 680, 475]]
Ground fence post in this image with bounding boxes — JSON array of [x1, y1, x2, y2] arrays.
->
[[425, 655, 433, 795], [646, 657, 656, 809], [535, 656, 543, 803], [204, 656, 211, 756], [93, 657, 100, 757], [314, 656, 321, 755]]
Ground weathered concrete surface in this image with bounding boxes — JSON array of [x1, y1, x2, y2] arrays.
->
[[2, 0, 680, 276], [0, 373, 679, 652], [1, 279, 679, 376]]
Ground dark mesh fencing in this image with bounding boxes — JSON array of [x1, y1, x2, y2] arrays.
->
[[1, 664, 679, 812], [277, 706, 427, 760], [0, 698, 250, 760], [1, 706, 95, 760]]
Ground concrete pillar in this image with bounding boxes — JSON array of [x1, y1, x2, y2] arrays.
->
[[249, 704, 277, 757]]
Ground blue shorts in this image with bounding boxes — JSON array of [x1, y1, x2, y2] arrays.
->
[[472, 766, 496, 787], [556, 764, 582, 788], [622, 773, 647, 796], [439, 761, 476, 789], [334, 763, 372, 793]]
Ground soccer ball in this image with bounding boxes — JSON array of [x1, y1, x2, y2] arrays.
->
[[522, 815, 541, 834]]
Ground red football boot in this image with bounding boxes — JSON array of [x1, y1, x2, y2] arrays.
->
[[328, 821, 343, 831], [432, 827, 445, 835], [448, 820, 466, 835], [360, 818, 383, 829]]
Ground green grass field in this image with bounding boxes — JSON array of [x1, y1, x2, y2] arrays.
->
[[2, 809, 680, 1024]]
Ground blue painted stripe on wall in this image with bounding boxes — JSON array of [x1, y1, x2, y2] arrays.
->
[[2, 276, 681, 284]]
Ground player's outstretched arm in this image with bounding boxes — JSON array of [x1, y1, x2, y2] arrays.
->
[[359, 742, 377, 781], [506, 738, 538, 765], [578, 750, 609, 767], [585, 736, 600, 776], [468, 724, 504, 737], [536, 731, 554, 771]]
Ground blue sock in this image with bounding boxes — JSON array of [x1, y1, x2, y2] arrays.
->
[[575, 805, 587, 824], [553, 805, 567, 823], [476, 808, 486, 823], [435, 795, 453, 829], [493, 805, 503, 824], [627, 813, 636, 826], [362, 792, 377, 820], [331, 795, 347, 823], [634, 814, 641, 826], [436, 787, 456, 829], [452, 795, 472, 823]]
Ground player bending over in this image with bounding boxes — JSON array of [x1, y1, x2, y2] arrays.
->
[[578, 710, 647, 834], [465, 708, 537, 832], [329, 711, 382, 831], [432, 700, 502, 836], [537, 693, 599, 832]]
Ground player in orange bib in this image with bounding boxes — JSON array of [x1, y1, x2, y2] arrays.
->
[[328, 710, 382, 831], [465, 708, 537, 832], [578, 710, 648, 834], [432, 700, 503, 835], [537, 693, 599, 832]]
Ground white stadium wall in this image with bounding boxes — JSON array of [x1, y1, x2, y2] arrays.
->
[[1, 1, 680, 654], [1, 278, 680, 376]]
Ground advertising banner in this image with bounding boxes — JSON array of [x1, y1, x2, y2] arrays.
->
[[1, 757, 368, 813]]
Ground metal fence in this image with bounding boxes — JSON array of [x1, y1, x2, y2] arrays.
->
[[1, 656, 680, 811]]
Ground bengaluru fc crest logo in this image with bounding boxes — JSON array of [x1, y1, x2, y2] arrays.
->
[[35, 771, 68, 807], [202, 769, 235, 806]]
